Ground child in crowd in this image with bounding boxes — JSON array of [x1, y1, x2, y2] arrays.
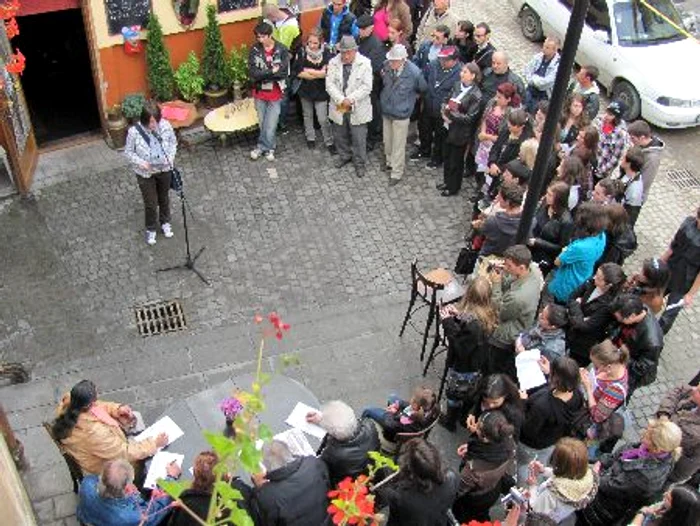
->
[[361, 386, 438, 442], [616, 145, 645, 227]]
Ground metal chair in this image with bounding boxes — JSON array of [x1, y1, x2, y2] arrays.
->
[[376, 415, 441, 456], [398, 260, 451, 362], [42, 422, 83, 494]]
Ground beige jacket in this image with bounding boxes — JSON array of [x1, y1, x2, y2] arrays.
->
[[56, 399, 158, 475], [326, 53, 373, 126], [415, 6, 458, 48]]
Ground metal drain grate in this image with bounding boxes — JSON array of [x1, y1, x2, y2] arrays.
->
[[666, 169, 700, 190], [134, 300, 187, 337]]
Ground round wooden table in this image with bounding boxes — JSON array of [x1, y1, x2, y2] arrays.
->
[[204, 98, 258, 144]]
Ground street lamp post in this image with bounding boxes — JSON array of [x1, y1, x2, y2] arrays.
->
[[516, 0, 592, 244]]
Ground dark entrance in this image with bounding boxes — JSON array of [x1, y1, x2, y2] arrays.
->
[[14, 9, 100, 146]]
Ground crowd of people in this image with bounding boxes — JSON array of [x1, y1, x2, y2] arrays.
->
[[109, 0, 700, 523]]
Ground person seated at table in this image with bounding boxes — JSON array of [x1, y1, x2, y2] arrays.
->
[[361, 386, 439, 443], [166, 451, 253, 526], [305, 400, 380, 486], [52, 379, 168, 475], [250, 440, 330, 526], [375, 438, 459, 526], [514, 303, 568, 362], [77, 458, 180, 526]]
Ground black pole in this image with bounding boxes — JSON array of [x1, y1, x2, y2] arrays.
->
[[516, 0, 591, 244]]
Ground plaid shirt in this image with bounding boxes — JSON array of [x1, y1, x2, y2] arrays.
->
[[124, 119, 177, 178], [596, 119, 629, 178]]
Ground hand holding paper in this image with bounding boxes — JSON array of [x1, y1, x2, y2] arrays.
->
[[285, 402, 326, 439]]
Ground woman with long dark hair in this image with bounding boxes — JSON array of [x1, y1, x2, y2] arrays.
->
[[377, 438, 458, 526], [453, 20, 477, 63], [571, 124, 599, 193], [567, 262, 626, 367], [439, 277, 498, 431], [465, 373, 524, 440], [559, 93, 590, 152], [554, 155, 589, 211], [52, 380, 166, 475], [630, 485, 700, 526], [528, 181, 574, 276], [598, 203, 637, 267], [626, 257, 670, 315]]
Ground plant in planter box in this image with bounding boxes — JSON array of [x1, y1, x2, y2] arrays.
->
[[105, 104, 128, 149], [121, 93, 146, 123], [229, 44, 249, 100], [201, 3, 231, 107], [174, 51, 205, 103], [146, 12, 175, 101]]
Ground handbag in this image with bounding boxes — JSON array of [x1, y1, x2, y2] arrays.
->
[[445, 370, 481, 403], [134, 124, 182, 193], [454, 246, 479, 275]]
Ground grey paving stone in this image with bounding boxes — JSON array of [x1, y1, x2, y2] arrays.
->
[[52, 493, 78, 520]]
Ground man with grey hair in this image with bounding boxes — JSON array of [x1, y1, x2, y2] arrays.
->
[[307, 400, 380, 485], [250, 440, 330, 525], [77, 458, 179, 526]]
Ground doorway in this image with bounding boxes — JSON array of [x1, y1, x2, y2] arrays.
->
[[14, 9, 101, 146]]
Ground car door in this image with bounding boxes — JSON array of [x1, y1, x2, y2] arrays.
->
[[548, 0, 575, 39], [577, 0, 619, 87]]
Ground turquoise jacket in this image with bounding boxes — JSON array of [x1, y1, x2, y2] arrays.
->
[[548, 232, 606, 303]]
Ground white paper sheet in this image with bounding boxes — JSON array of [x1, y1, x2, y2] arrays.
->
[[144, 451, 184, 489], [284, 402, 327, 439], [516, 349, 547, 392], [134, 416, 184, 447], [274, 428, 316, 457]]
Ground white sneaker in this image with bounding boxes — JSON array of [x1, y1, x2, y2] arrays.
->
[[162, 223, 174, 238], [265, 150, 275, 161], [146, 230, 157, 245], [250, 148, 262, 160]]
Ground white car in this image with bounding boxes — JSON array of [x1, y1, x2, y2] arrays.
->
[[510, 0, 700, 128]]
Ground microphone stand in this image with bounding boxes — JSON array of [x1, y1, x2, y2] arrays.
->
[[153, 131, 210, 286]]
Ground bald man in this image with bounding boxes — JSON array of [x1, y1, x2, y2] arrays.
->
[[480, 51, 525, 105]]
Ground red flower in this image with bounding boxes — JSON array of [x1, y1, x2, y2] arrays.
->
[[5, 17, 18, 39], [0, 0, 19, 21], [6, 49, 25, 75], [253, 314, 264, 324]]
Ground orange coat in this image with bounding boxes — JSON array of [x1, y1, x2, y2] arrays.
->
[[56, 398, 158, 475]]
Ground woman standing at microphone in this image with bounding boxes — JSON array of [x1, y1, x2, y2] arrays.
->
[[124, 101, 178, 246]]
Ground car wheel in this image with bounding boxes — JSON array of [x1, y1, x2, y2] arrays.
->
[[612, 80, 641, 121], [520, 6, 544, 42]]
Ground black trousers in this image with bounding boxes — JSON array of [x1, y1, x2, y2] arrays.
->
[[368, 76, 382, 142], [137, 171, 171, 231], [417, 111, 446, 164], [487, 341, 516, 381], [443, 142, 468, 194]]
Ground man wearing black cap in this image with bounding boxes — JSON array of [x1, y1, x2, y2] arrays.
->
[[410, 45, 462, 169], [357, 14, 386, 147]]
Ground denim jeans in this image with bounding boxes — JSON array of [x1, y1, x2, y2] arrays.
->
[[361, 395, 403, 424], [254, 98, 282, 152]]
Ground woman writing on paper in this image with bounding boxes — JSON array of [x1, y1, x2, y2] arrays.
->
[[52, 379, 168, 475]]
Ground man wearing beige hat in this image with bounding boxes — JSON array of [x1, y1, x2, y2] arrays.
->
[[380, 44, 427, 186], [326, 35, 373, 178]]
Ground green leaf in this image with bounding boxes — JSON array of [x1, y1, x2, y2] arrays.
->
[[214, 481, 243, 501], [229, 505, 255, 526], [158, 478, 190, 499], [205, 430, 237, 457], [258, 424, 273, 442], [239, 441, 263, 473]]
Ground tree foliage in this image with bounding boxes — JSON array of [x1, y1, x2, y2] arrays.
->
[[202, 4, 231, 90], [146, 12, 175, 101]]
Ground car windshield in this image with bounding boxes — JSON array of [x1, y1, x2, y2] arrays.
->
[[614, 0, 686, 45]]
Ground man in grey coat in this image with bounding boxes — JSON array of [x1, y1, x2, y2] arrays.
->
[[380, 44, 427, 185]]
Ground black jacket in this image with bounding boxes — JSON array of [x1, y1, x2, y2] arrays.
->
[[567, 280, 616, 366], [611, 307, 664, 391], [424, 60, 463, 117], [443, 314, 489, 374], [577, 447, 674, 526], [358, 34, 386, 74], [488, 124, 533, 170], [167, 479, 253, 526], [520, 388, 585, 450], [469, 399, 524, 441], [598, 226, 637, 267], [444, 82, 482, 146], [473, 42, 496, 73], [251, 456, 331, 526], [480, 69, 525, 106], [529, 203, 574, 269], [318, 418, 380, 486], [292, 48, 331, 102], [379, 470, 459, 526], [452, 38, 478, 64], [248, 42, 290, 93]]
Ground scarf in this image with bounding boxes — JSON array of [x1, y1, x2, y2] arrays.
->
[[548, 468, 598, 508], [90, 404, 122, 428], [620, 443, 671, 461], [305, 45, 324, 63]]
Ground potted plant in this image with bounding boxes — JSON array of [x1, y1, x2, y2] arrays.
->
[[121, 92, 146, 123], [105, 104, 128, 149], [174, 51, 205, 104], [146, 12, 175, 101], [229, 44, 249, 100], [201, 3, 231, 107]]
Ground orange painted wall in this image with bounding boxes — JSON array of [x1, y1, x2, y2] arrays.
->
[[100, 10, 323, 108]]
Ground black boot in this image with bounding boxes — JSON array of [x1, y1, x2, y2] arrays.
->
[[439, 405, 459, 432]]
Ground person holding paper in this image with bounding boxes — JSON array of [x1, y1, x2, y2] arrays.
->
[[52, 380, 168, 475], [306, 400, 379, 486], [514, 303, 568, 362], [77, 458, 179, 526], [516, 356, 584, 486]]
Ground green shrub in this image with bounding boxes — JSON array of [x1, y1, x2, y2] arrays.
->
[[175, 52, 205, 102], [121, 93, 146, 121], [146, 12, 175, 101], [202, 4, 231, 90], [228, 44, 249, 86]]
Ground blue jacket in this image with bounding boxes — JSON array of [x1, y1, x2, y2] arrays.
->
[[423, 59, 462, 117], [412, 40, 440, 75], [548, 232, 606, 303], [380, 61, 427, 120], [76, 475, 172, 526], [319, 5, 359, 47]]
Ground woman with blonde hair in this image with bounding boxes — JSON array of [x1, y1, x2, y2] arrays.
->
[[577, 418, 683, 526], [439, 277, 498, 431]]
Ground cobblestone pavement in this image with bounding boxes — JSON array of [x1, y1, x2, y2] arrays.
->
[[1, 2, 699, 524]]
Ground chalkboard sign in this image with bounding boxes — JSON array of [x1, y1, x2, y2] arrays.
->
[[105, 0, 151, 36], [218, 0, 258, 13]]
